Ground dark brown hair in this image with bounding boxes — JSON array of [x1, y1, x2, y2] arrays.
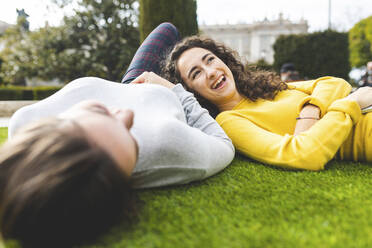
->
[[0, 118, 136, 248], [162, 36, 287, 117]]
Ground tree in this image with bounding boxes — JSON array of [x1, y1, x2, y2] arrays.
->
[[0, 0, 140, 85], [57, 0, 140, 81], [273, 31, 350, 80], [13, 25, 73, 82], [0, 20, 29, 85], [0, 9, 34, 85], [139, 0, 198, 42], [349, 15, 372, 68]]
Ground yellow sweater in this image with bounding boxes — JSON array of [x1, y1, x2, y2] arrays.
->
[[216, 76, 369, 171]]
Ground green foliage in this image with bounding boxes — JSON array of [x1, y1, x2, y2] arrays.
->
[[59, 0, 140, 81], [32, 86, 61, 100], [0, 57, 3, 83], [349, 15, 372, 68], [0, 88, 23, 100], [0, 86, 61, 100], [0, 128, 7, 145], [273, 30, 350, 80], [0, 0, 140, 84], [0, 22, 29, 85], [0, 25, 70, 85], [139, 0, 198, 42], [247, 59, 275, 72]]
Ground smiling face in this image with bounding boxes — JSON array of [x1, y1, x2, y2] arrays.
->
[[177, 47, 242, 109], [59, 100, 138, 176]]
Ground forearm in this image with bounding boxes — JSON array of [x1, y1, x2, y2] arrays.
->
[[294, 104, 320, 135]]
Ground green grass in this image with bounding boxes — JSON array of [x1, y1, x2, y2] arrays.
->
[[0, 128, 7, 145], [1, 128, 372, 248]]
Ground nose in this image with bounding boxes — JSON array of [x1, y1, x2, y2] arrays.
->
[[205, 66, 217, 80], [111, 108, 134, 129]]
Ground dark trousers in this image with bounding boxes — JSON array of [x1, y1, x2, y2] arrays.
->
[[121, 23, 180, 84]]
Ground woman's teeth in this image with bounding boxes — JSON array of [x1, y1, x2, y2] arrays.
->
[[212, 76, 225, 89]]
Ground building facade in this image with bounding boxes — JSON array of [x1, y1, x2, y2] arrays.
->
[[199, 14, 308, 64]]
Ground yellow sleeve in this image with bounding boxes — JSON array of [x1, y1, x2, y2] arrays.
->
[[216, 99, 361, 171], [288, 76, 352, 117]]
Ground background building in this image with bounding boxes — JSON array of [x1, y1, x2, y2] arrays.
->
[[199, 14, 308, 64]]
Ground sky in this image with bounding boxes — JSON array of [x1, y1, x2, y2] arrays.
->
[[0, 0, 371, 32], [197, 0, 372, 31]]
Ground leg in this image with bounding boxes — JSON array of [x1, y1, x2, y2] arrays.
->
[[121, 22, 181, 84]]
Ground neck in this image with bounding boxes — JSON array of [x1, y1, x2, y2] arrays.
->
[[217, 93, 244, 112]]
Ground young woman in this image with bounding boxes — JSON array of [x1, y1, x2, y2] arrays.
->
[[158, 26, 372, 171], [0, 23, 234, 248]]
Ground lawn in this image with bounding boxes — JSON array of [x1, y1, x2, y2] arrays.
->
[[1, 128, 372, 248], [0, 128, 7, 145]]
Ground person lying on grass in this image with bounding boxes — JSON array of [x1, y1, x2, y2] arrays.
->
[[0, 24, 234, 248], [159, 24, 372, 170]]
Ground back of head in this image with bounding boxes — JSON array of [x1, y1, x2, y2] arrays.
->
[[280, 63, 301, 82], [280, 63, 296, 73], [0, 118, 135, 248]]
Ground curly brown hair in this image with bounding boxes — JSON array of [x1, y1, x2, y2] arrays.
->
[[162, 36, 287, 117]]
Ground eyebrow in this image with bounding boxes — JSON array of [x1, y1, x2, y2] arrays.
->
[[187, 53, 212, 79]]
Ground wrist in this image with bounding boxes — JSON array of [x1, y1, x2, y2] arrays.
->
[[300, 103, 320, 118], [296, 116, 320, 120]]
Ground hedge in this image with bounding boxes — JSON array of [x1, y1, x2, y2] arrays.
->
[[273, 30, 350, 80], [246, 59, 275, 72], [0, 86, 62, 100]]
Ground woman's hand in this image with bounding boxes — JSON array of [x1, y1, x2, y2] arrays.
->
[[345, 86, 372, 109], [294, 104, 320, 135], [131, 71, 175, 89]]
